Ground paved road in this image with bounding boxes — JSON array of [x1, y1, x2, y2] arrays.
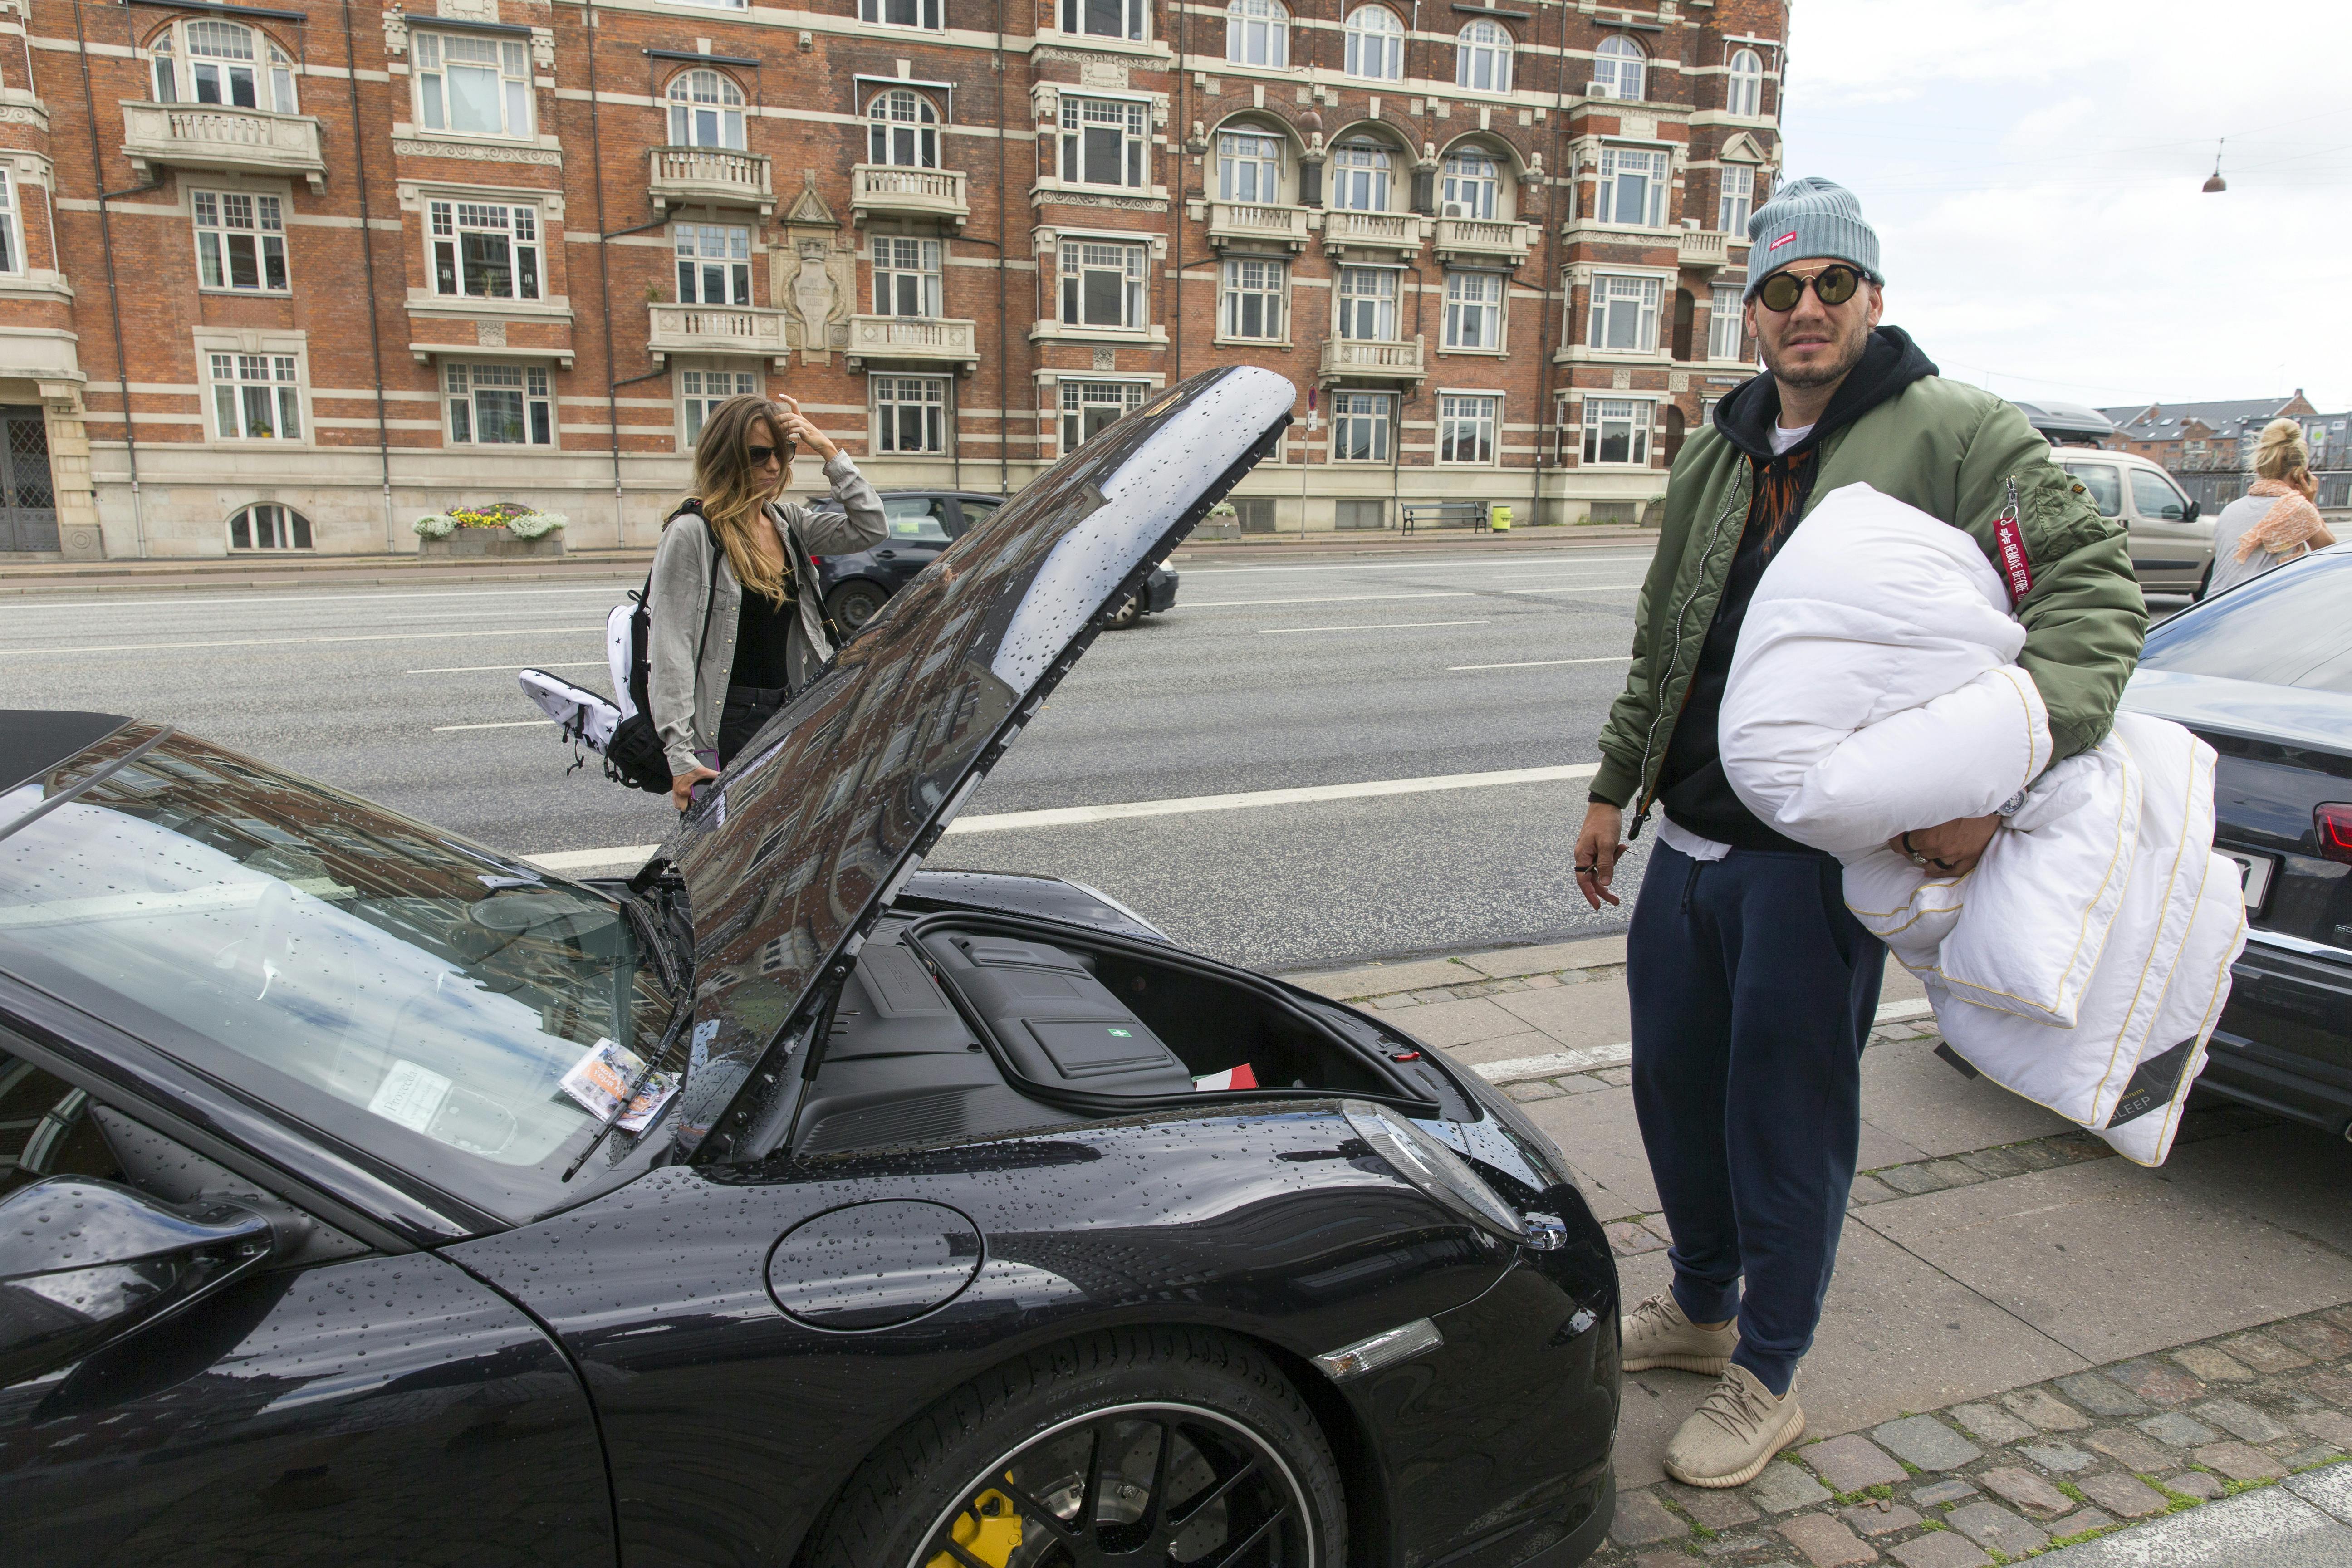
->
[[6, 544, 1661, 970]]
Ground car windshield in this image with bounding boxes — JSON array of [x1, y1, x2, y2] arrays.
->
[[0, 725, 681, 1222], [2141, 548, 2352, 694]]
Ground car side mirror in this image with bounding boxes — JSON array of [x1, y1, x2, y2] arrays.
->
[[0, 1177, 281, 1384], [2185, 499, 2201, 522]]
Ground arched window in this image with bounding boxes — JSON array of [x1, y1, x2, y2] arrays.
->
[[228, 503, 312, 550], [1592, 35, 1645, 101], [1226, 0, 1289, 68], [1328, 138, 1393, 211], [667, 70, 746, 151], [1726, 48, 1763, 117], [152, 20, 296, 113], [1343, 6, 1404, 81], [1440, 149, 1500, 219], [867, 89, 940, 168], [1216, 127, 1284, 203], [1455, 20, 1512, 93]]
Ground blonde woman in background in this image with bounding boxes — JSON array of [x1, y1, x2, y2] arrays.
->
[[648, 394, 886, 811], [2206, 417, 2336, 598]]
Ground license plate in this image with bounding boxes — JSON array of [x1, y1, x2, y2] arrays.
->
[[2227, 852, 2274, 911]]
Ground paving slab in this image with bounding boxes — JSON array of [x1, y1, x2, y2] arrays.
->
[[2298, 1408, 2352, 1450], [2193, 1439, 2283, 1481], [1776, 1511, 1877, 1566], [1853, 1156, 2352, 1364], [1804, 1433, 1911, 1493], [2049, 1506, 2115, 1537], [2037, 1486, 2352, 1566], [1435, 1029, 1563, 1068], [1948, 1402, 2035, 1445], [2170, 1344, 2255, 1383], [1744, 1459, 1837, 1514], [1888, 1535, 1990, 1568], [1910, 1479, 1979, 1508], [2157, 1122, 2352, 1256], [2272, 1317, 2352, 1362], [2074, 1471, 2170, 1518], [2138, 1411, 2223, 1448], [1486, 982, 1637, 1051], [2193, 1396, 2290, 1442], [1281, 957, 1475, 1000], [1660, 1479, 1762, 1529], [1453, 934, 1626, 977], [1609, 1487, 1688, 1547], [2108, 1357, 2206, 1407], [2084, 1427, 2176, 1473], [1517, 1086, 1664, 1215], [2003, 1385, 2093, 1431], [1843, 1501, 1921, 1537], [1370, 994, 1526, 1047], [2166, 1469, 2226, 1499], [2019, 1441, 2096, 1473], [1978, 1465, 2072, 1515], [1873, 1415, 1982, 1471], [1856, 1035, 2073, 1158], [2286, 1461, 2352, 1525], [2217, 1329, 2313, 1374], [1945, 1499, 2049, 1555], [2056, 1371, 2150, 1418]]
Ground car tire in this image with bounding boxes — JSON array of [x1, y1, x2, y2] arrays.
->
[[828, 581, 891, 632], [1101, 591, 1143, 630], [805, 1327, 1348, 1568]]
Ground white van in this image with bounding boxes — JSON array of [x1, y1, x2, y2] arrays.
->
[[2053, 450, 2212, 597]]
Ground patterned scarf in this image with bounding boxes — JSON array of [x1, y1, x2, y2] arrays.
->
[[2235, 478, 2326, 563]]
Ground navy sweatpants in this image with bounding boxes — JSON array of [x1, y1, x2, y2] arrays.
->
[[1627, 839, 1886, 1396]]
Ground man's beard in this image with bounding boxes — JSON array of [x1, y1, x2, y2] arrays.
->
[[1763, 319, 1869, 390]]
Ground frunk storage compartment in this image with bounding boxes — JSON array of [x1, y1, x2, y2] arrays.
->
[[920, 931, 1198, 1098]]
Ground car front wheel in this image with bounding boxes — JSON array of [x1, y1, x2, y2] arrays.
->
[[808, 1328, 1346, 1568], [828, 580, 891, 631], [1100, 592, 1143, 630]]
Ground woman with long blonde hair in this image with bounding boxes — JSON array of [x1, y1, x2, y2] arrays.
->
[[647, 393, 885, 809], [2206, 417, 2336, 598]]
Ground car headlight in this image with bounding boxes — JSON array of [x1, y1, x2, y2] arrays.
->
[[1343, 1100, 1552, 1248]]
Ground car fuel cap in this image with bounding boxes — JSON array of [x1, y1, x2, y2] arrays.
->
[[766, 1200, 984, 1331]]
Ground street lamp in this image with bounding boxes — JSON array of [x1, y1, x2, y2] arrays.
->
[[2202, 140, 2226, 194]]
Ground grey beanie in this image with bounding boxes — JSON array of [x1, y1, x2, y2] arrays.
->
[[1742, 177, 1882, 299]]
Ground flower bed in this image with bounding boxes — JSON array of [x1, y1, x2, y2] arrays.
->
[[414, 505, 568, 556]]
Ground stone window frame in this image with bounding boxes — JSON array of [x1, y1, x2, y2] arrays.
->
[[0, 169, 22, 278], [412, 29, 536, 143], [443, 361, 558, 449], [872, 373, 951, 455], [1436, 391, 1500, 466], [1343, 5, 1405, 82], [679, 363, 760, 449], [1217, 255, 1287, 343], [1581, 396, 1654, 467], [190, 187, 291, 295], [1328, 390, 1395, 464], [193, 328, 311, 448], [1455, 19, 1514, 96]]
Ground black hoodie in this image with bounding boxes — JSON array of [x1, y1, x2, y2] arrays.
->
[[1654, 325, 1940, 853]]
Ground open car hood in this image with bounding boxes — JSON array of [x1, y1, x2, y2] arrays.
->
[[659, 367, 1294, 1158]]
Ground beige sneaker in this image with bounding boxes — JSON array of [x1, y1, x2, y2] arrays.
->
[[1620, 1291, 1738, 1375], [1664, 1364, 1807, 1488]]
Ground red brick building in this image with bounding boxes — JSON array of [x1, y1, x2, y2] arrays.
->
[[0, 0, 1784, 559]]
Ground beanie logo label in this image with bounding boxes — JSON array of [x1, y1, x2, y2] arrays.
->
[[1767, 230, 1798, 252]]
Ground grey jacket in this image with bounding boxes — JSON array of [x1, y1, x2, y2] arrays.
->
[[647, 453, 886, 776]]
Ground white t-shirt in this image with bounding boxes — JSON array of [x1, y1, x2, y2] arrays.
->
[[1771, 421, 1816, 456]]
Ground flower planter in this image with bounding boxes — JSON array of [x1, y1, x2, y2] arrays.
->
[[420, 531, 566, 558]]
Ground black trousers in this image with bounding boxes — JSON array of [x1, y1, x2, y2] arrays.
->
[[715, 683, 789, 767]]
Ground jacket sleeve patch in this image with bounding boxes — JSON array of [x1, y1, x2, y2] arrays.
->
[[2016, 459, 2121, 570]]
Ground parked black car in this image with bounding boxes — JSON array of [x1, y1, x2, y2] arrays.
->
[[2123, 544, 2352, 1136], [0, 368, 1618, 1568], [811, 489, 1179, 631]]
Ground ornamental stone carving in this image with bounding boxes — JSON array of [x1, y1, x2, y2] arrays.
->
[[776, 175, 854, 363], [392, 137, 563, 167], [382, 8, 409, 56]]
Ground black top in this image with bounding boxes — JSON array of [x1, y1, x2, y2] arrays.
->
[[1654, 327, 1938, 851], [730, 573, 798, 690]]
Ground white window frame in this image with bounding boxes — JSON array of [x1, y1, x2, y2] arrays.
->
[[445, 362, 555, 447], [1582, 397, 1652, 466], [1328, 139, 1395, 211], [1058, 96, 1151, 189], [1438, 393, 1499, 465], [680, 365, 758, 446], [1059, 0, 1147, 44], [1587, 272, 1663, 353], [227, 503, 313, 550], [1717, 165, 1754, 236], [1726, 48, 1764, 117], [874, 374, 950, 454], [1061, 380, 1147, 450], [1440, 151, 1500, 220], [192, 190, 289, 293], [207, 350, 304, 442], [414, 31, 534, 141], [1217, 129, 1284, 204], [1329, 391, 1393, 463], [1706, 283, 1744, 361], [867, 89, 941, 168], [666, 0, 748, 12], [0, 170, 19, 277], [1591, 34, 1645, 101], [1336, 265, 1399, 341], [1058, 239, 1149, 329], [1455, 20, 1513, 93], [1343, 5, 1404, 80], [1442, 270, 1504, 351], [674, 223, 753, 306], [1219, 256, 1285, 341], [667, 69, 747, 150], [874, 235, 944, 318], [148, 19, 297, 114], [1595, 145, 1669, 228], [1226, 0, 1290, 67], [861, 0, 943, 30], [427, 198, 543, 301]]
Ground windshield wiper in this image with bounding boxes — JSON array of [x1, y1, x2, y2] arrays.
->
[[562, 964, 696, 1182]]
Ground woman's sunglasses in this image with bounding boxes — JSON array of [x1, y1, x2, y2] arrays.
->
[[746, 441, 797, 469], [1755, 264, 1863, 313]]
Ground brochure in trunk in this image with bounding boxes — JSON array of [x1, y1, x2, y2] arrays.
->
[[659, 367, 1295, 1159]]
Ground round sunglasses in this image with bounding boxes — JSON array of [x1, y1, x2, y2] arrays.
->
[[1755, 264, 1863, 313]]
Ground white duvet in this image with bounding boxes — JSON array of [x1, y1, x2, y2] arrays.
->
[[1718, 483, 2245, 1165]]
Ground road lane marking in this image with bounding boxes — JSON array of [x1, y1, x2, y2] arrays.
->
[[520, 760, 1605, 872], [1469, 1001, 1935, 1084], [1184, 584, 1638, 610], [3, 586, 632, 612], [1450, 655, 1634, 671], [1180, 553, 1654, 576], [0, 627, 605, 656], [432, 719, 556, 732], [408, 660, 605, 675], [1257, 619, 1489, 635]]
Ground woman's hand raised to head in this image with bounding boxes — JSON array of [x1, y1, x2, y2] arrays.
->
[[772, 395, 839, 464]]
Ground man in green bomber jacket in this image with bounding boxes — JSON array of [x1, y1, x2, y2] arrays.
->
[[1572, 179, 2145, 1487]]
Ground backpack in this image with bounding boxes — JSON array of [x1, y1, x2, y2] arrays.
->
[[602, 504, 719, 794]]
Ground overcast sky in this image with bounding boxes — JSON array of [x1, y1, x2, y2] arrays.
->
[[1778, 0, 2352, 415]]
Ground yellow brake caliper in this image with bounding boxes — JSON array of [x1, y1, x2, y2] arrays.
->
[[925, 1487, 1024, 1568]]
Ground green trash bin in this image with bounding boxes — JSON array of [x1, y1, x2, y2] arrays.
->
[[1490, 505, 1512, 532]]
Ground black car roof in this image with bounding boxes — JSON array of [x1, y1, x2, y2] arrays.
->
[[2, 710, 132, 794]]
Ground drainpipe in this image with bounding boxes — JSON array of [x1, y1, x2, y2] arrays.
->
[[995, 0, 1010, 496], [584, 0, 629, 544], [73, 1, 153, 557], [338, 0, 395, 551], [1528, 0, 1570, 526]]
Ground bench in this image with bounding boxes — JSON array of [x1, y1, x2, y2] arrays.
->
[[1400, 500, 1490, 534]]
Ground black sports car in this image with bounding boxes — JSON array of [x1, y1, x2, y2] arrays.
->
[[811, 489, 1179, 632], [0, 368, 1618, 1568], [2124, 544, 2352, 1136]]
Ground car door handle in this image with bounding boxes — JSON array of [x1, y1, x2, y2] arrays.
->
[[875, 549, 897, 559]]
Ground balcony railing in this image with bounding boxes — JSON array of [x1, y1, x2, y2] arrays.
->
[[648, 147, 774, 217], [1322, 209, 1424, 257], [850, 165, 970, 230], [1676, 229, 1730, 270], [647, 304, 789, 366], [844, 314, 980, 371], [1206, 201, 1311, 251], [121, 102, 325, 191], [1319, 334, 1426, 382], [1433, 216, 1536, 266]]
